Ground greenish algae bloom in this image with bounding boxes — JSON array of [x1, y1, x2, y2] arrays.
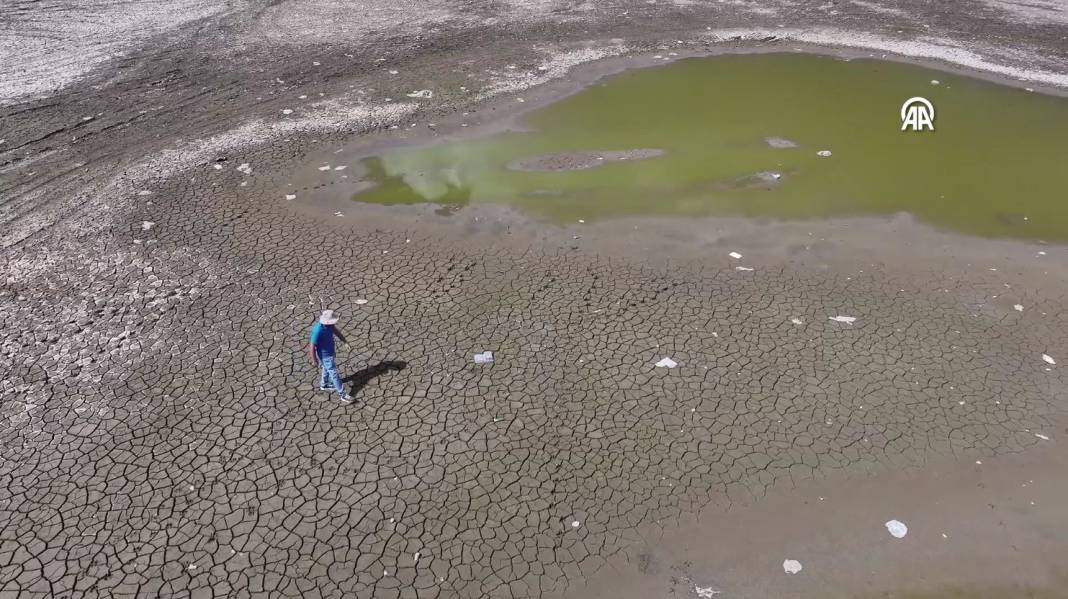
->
[[354, 53, 1068, 240]]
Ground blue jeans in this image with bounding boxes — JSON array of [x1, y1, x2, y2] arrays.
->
[[319, 354, 345, 395]]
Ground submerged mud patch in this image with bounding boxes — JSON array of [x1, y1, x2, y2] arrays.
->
[[507, 148, 665, 171]]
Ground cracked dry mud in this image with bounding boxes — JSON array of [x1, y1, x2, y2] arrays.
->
[[2, 1, 1068, 598]]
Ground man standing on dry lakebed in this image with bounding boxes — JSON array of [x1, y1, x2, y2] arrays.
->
[[3, 1, 1068, 598], [309, 309, 355, 403]]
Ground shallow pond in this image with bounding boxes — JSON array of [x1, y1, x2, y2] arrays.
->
[[352, 53, 1068, 240]]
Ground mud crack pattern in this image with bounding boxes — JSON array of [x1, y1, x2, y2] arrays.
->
[[0, 136, 1063, 598]]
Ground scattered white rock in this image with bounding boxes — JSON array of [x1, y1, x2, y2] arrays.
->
[[1014, 304, 1024, 312], [474, 351, 494, 365], [407, 90, 433, 99], [829, 316, 857, 324], [783, 559, 803, 574], [817, 150, 833, 157], [1042, 354, 1056, 365], [655, 357, 678, 369], [791, 318, 804, 325], [885, 519, 908, 538], [729, 251, 743, 260], [735, 266, 754, 272], [140, 221, 154, 231], [285, 194, 296, 200], [1034, 433, 1050, 441]]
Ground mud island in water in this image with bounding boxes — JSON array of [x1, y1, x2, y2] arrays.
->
[[2, 2, 1068, 599]]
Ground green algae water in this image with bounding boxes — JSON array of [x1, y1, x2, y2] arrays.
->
[[353, 53, 1068, 239]]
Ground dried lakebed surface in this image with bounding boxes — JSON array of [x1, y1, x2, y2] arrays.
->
[[3, 2, 1068, 599]]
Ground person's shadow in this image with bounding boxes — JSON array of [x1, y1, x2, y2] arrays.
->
[[342, 361, 407, 396]]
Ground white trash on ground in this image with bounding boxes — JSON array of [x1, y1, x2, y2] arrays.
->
[[817, 150, 833, 157], [355, 299, 369, 305], [885, 519, 908, 538], [735, 266, 754, 272], [474, 351, 494, 365], [655, 357, 678, 368], [783, 559, 803, 574], [729, 252, 743, 260], [829, 316, 857, 324], [694, 585, 722, 598], [407, 90, 433, 98], [1042, 354, 1056, 365]]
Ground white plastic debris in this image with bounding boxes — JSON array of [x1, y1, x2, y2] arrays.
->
[[137, 190, 152, 196], [735, 266, 754, 272], [474, 351, 494, 365], [791, 318, 804, 325], [355, 299, 369, 305], [141, 221, 154, 231], [829, 316, 857, 324], [213, 164, 223, 170], [414, 552, 421, 562], [931, 79, 940, 85], [817, 150, 833, 157], [282, 109, 293, 115], [695, 585, 722, 598], [729, 252, 743, 260], [237, 163, 252, 175], [783, 559, 803, 574], [334, 165, 347, 171], [655, 357, 678, 368], [885, 519, 908, 538], [1034, 433, 1050, 441], [571, 520, 580, 528], [285, 194, 296, 200], [1042, 354, 1056, 365], [407, 90, 433, 99], [318, 165, 331, 171], [1014, 304, 1024, 312]]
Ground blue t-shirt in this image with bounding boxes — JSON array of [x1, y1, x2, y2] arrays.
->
[[310, 322, 336, 358]]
